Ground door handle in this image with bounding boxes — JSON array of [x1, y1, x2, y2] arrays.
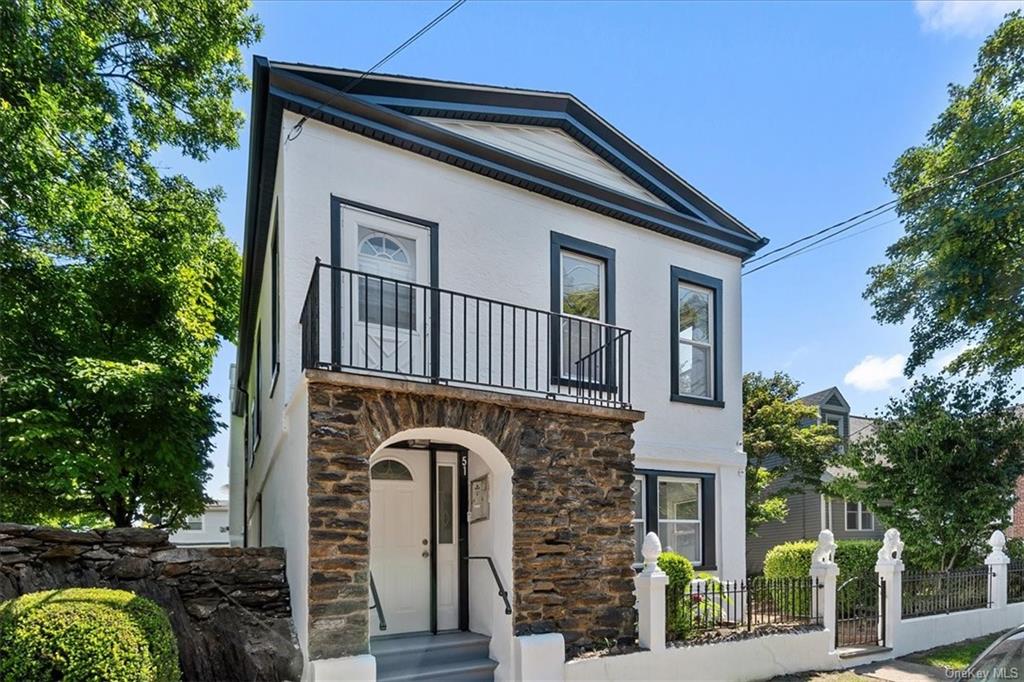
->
[[422, 550, 430, 558]]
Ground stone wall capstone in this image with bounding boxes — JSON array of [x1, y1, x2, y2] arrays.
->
[[306, 375, 643, 661], [0, 524, 302, 681]]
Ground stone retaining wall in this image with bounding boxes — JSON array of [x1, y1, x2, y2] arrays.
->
[[0, 524, 301, 681]]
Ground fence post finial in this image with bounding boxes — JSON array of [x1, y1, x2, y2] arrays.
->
[[641, 531, 662, 574]]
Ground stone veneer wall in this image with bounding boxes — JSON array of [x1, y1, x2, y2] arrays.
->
[[0, 524, 302, 681], [306, 374, 643, 660]]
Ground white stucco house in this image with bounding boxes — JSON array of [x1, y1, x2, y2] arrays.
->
[[228, 57, 767, 681], [168, 500, 230, 547]]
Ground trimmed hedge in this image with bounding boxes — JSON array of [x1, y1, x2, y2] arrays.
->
[[0, 588, 180, 682], [763, 539, 883, 579], [657, 550, 696, 586]]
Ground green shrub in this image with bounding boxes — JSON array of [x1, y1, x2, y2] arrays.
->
[[763, 539, 884, 579], [0, 588, 180, 682], [1006, 537, 1024, 563], [658, 550, 695, 586], [659, 551, 696, 639]]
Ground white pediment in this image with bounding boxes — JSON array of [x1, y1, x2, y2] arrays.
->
[[417, 117, 671, 208]]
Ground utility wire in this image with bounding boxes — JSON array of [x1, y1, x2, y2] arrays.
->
[[285, 0, 467, 144], [743, 164, 1024, 276], [743, 143, 1024, 267]]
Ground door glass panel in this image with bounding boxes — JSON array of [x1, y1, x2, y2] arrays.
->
[[438, 465, 453, 544], [371, 459, 413, 481], [358, 230, 417, 330], [560, 251, 604, 379]]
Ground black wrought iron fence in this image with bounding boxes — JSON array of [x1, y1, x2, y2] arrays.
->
[[901, 567, 992, 618], [665, 576, 821, 641], [300, 260, 632, 408], [1009, 562, 1024, 604]]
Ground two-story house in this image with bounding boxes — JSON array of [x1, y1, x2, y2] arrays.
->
[[228, 57, 766, 681], [745, 386, 883, 575]]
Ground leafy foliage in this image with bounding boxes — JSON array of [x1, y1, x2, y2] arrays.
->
[[743, 372, 841, 536], [0, 587, 179, 682], [657, 550, 696, 587], [828, 375, 1024, 570], [0, 1, 260, 526], [763, 539, 883, 578], [865, 12, 1024, 376]]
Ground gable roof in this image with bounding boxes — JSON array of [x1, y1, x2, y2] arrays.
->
[[797, 386, 850, 412], [234, 57, 768, 407]]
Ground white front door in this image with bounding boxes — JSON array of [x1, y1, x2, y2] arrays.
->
[[337, 206, 432, 375], [369, 449, 431, 635]]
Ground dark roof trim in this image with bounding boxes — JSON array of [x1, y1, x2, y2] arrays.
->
[[276, 61, 761, 242], [270, 68, 764, 255]]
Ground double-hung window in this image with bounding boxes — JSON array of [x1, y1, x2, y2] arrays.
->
[[550, 232, 615, 384], [670, 268, 722, 406], [845, 500, 874, 531], [633, 470, 715, 569]]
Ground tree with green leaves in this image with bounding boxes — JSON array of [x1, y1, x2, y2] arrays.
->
[[0, 1, 261, 527], [829, 375, 1024, 570], [866, 11, 1024, 376], [743, 372, 840, 537]]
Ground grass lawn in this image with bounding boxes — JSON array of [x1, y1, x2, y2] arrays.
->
[[771, 672, 872, 681], [908, 633, 1000, 671]]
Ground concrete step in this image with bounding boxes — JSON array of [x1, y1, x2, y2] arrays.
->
[[372, 632, 496, 682]]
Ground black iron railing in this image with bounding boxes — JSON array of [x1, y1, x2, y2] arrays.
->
[[902, 567, 992, 618], [369, 571, 386, 631], [1008, 563, 1024, 604], [836, 574, 885, 649], [466, 555, 512, 615], [300, 260, 633, 408], [665, 576, 821, 641]]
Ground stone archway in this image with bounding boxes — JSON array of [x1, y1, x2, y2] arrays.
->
[[304, 371, 643, 662]]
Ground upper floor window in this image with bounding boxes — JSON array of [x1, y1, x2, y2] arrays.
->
[[670, 267, 722, 406], [358, 230, 417, 330], [845, 500, 874, 531], [550, 232, 615, 383]]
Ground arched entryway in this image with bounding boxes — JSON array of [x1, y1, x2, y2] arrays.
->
[[368, 428, 515, 677]]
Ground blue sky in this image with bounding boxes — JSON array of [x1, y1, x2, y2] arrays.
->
[[178, 0, 1021, 496]]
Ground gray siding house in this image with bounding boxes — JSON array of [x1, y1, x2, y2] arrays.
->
[[746, 387, 883, 575]]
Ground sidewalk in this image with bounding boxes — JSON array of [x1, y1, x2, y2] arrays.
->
[[856, 660, 949, 682]]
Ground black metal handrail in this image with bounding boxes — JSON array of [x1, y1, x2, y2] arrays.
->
[[299, 260, 633, 408], [369, 571, 387, 631], [466, 555, 512, 615]]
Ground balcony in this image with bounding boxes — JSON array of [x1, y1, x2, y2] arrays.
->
[[300, 260, 633, 409]]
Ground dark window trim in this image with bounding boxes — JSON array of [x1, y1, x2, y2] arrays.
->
[[269, 206, 281, 396], [636, 468, 716, 571], [549, 231, 616, 388], [329, 195, 439, 368], [252, 326, 262, 455], [670, 267, 723, 407]]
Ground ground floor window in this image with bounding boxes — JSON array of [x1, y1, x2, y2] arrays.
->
[[845, 499, 874, 531], [632, 470, 716, 570]]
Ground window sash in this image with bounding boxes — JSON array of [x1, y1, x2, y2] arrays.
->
[[559, 249, 605, 380], [631, 478, 646, 564], [676, 283, 714, 399], [559, 251, 605, 322], [845, 500, 874, 531]]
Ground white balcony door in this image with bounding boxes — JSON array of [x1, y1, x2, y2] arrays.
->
[[337, 206, 432, 375], [370, 449, 431, 635]]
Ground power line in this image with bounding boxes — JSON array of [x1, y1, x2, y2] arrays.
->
[[285, 0, 467, 144], [743, 164, 1024, 276], [743, 143, 1024, 267]]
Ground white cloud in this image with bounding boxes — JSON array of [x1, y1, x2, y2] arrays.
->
[[915, 1, 1024, 37], [844, 354, 907, 391]]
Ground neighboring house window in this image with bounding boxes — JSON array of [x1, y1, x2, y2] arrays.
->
[[549, 232, 615, 384], [635, 470, 716, 569], [631, 478, 646, 564], [824, 414, 845, 452], [252, 326, 261, 455], [845, 500, 874, 531], [670, 268, 722, 406], [357, 230, 417, 330], [185, 516, 203, 531], [270, 211, 280, 383]]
